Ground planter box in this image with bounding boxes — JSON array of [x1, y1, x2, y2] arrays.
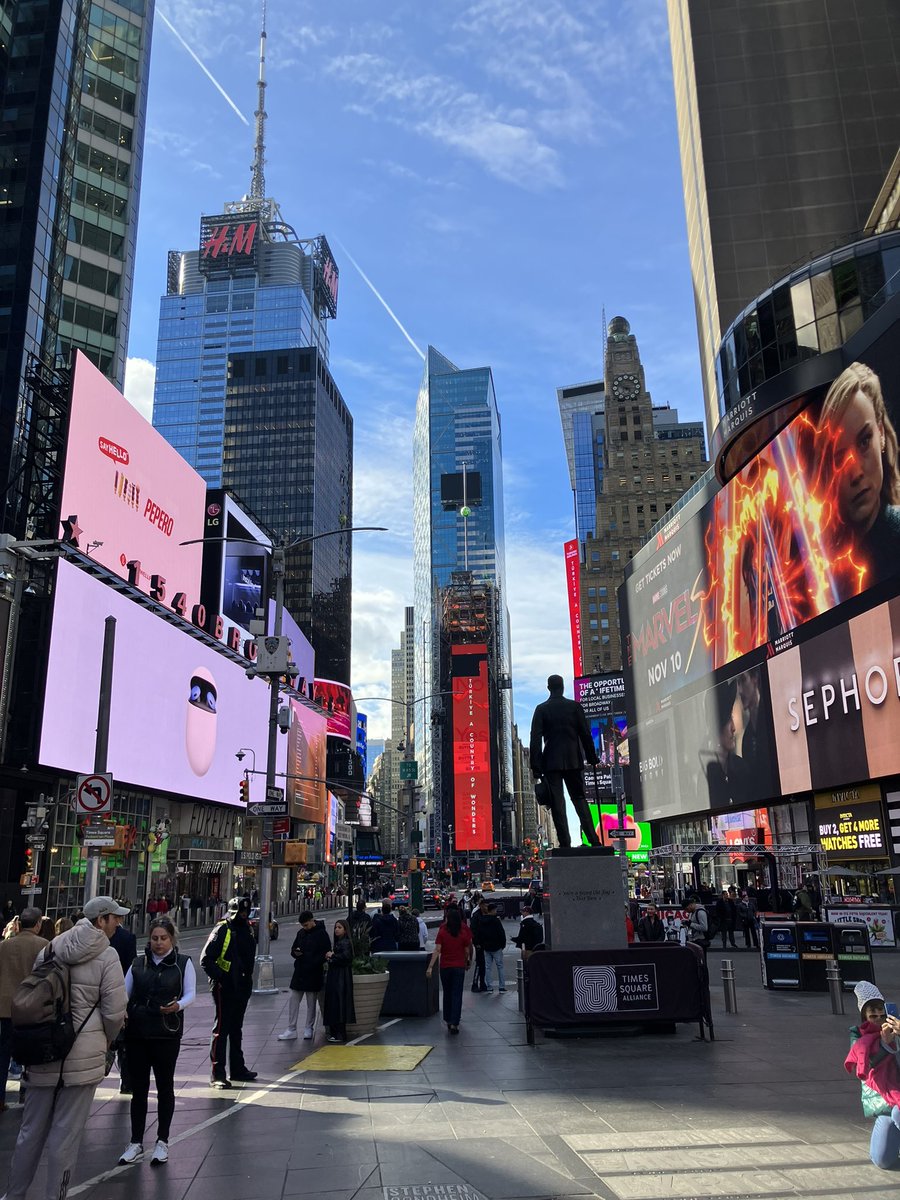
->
[[346, 971, 389, 1039]]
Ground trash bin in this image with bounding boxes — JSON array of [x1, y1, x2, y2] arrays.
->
[[832, 922, 876, 991], [760, 921, 800, 989], [375, 950, 439, 1017], [797, 922, 835, 992]]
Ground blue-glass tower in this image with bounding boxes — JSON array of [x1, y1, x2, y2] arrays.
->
[[413, 346, 514, 855]]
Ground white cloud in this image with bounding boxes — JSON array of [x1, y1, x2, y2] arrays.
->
[[124, 357, 156, 422]]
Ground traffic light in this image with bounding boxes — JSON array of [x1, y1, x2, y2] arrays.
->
[[419, 860, 426, 871], [24, 847, 33, 871], [239, 778, 249, 805]]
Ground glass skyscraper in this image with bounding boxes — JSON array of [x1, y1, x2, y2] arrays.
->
[[412, 346, 513, 853]]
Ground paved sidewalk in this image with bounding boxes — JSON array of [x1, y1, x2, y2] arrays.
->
[[2, 927, 899, 1200]]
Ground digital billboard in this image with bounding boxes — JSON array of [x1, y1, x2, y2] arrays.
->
[[813, 784, 886, 860], [60, 352, 206, 604], [40, 560, 281, 806], [451, 644, 493, 851], [312, 678, 353, 740], [574, 673, 629, 794], [286, 698, 328, 824], [564, 540, 583, 677], [356, 713, 368, 778], [582, 802, 651, 862]]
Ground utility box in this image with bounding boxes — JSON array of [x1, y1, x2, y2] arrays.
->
[[833, 922, 876, 991], [760, 922, 800, 989]]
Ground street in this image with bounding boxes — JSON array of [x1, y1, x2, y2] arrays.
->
[[0, 915, 897, 1200]]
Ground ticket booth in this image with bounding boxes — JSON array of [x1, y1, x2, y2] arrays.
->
[[761, 922, 800, 989]]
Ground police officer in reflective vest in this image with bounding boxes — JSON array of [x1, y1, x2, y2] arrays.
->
[[200, 897, 258, 1088]]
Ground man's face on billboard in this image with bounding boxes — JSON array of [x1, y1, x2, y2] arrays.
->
[[834, 389, 883, 535]]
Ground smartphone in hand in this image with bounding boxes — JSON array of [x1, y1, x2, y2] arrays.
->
[[886, 1002, 898, 1018]]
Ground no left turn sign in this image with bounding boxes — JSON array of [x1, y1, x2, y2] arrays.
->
[[75, 772, 113, 815]]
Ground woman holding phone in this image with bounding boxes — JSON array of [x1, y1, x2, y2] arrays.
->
[[845, 982, 900, 1168]]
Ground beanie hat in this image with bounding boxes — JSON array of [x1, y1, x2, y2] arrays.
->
[[855, 980, 884, 1013]]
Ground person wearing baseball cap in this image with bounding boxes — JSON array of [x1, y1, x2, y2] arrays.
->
[[2, 900, 126, 1200], [200, 897, 257, 1088], [846, 981, 900, 1169]]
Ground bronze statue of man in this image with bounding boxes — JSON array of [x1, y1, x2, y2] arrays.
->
[[529, 674, 600, 849]]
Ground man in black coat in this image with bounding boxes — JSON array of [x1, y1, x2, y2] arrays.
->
[[201, 896, 258, 1088], [529, 674, 601, 848], [110, 923, 137, 1093], [278, 911, 331, 1040]]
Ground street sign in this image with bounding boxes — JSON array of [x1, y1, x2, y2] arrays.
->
[[83, 820, 116, 847], [75, 773, 113, 815], [273, 817, 290, 837], [25, 834, 47, 850], [609, 828, 638, 838], [248, 800, 288, 817], [335, 821, 352, 842], [20, 886, 42, 896], [611, 766, 624, 793], [399, 760, 418, 781], [266, 786, 285, 801]]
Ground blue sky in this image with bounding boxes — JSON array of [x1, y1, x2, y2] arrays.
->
[[124, 0, 706, 744]]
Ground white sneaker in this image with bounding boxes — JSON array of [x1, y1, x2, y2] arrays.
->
[[303, 1026, 314, 1040], [118, 1143, 143, 1165], [277, 1027, 298, 1041], [150, 1140, 168, 1166]]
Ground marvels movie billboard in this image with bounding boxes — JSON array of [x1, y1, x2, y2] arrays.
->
[[451, 644, 493, 851]]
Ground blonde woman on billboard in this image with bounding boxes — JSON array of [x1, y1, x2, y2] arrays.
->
[[817, 361, 900, 587]]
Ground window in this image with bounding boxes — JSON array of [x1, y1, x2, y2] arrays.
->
[[611, 550, 620, 561]]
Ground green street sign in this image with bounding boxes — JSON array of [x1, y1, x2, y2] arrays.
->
[[399, 760, 419, 780]]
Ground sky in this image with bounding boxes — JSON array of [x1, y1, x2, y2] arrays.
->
[[123, 0, 706, 746]]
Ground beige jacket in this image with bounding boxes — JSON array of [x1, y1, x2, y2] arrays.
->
[[0, 929, 49, 1018], [27, 919, 126, 1088]]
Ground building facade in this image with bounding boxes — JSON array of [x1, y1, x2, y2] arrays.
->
[[0, 0, 153, 516], [667, 0, 900, 435], [572, 318, 707, 675]]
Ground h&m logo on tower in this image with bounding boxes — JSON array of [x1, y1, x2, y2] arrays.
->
[[198, 213, 260, 273]]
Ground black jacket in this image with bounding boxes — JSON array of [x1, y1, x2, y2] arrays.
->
[[200, 917, 256, 990], [289, 921, 331, 993], [110, 926, 137, 973], [636, 915, 665, 943], [323, 935, 356, 1027], [512, 916, 543, 951], [478, 914, 506, 952], [126, 949, 191, 1040], [529, 694, 597, 773], [369, 911, 400, 953]]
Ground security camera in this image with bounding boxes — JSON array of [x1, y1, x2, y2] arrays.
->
[[235, 750, 245, 762]]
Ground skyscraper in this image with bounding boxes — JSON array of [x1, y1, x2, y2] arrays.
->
[[574, 318, 707, 675], [0, 0, 154, 502], [667, 0, 900, 435], [412, 347, 513, 857], [382, 606, 415, 859], [557, 380, 606, 547]]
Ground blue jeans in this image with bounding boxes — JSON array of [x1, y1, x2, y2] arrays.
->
[[870, 1107, 900, 1169], [440, 967, 465, 1027], [484, 948, 505, 990]]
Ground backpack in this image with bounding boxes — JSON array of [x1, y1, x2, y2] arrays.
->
[[704, 906, 720, 941], [10, 945, 96, 1066]]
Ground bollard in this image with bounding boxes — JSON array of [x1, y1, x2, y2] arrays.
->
[[517, 959, 525, 1013], [721, 958, 738, 1014], [826, 957, 844, 1015]]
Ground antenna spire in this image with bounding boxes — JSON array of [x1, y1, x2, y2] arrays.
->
[[249, 0, 267, 202]]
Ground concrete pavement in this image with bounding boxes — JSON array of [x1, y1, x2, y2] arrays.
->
[[1, 919, 899, 1200]]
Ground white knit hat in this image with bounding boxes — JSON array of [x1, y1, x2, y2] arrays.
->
[[854, 980, 884, 1013]]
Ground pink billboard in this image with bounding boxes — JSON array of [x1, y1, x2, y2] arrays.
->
[[60, 352, 207, 605], [287, 698, 328, 824], [564, 539, 583, 678], [312, 678, 353, 740], [40, 561, 284, 806]]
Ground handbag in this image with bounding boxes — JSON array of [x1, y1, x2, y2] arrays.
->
[[534, 777, 551, 807]]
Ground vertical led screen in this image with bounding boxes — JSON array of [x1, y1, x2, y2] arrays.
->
[[574, 673, 630, 793], [451, 644, 492, 850], [564, 540, 583, 677], [287, 700, 328, 824], [312, 679, 353, 740]]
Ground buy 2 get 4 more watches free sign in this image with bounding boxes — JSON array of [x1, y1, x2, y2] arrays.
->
[[814, 783, 886, 859]]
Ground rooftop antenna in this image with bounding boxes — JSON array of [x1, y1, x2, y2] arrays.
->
[[249, 0, 268, 203]]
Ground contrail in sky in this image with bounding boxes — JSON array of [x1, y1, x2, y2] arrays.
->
[[335, 240, 425, 362], [157, 9, 250, 126]]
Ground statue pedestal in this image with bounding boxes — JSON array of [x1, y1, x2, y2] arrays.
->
[[545, 847, 626, 950]]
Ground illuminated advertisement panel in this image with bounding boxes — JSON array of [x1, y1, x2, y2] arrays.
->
[[451, 644, 492, 851], [60, 352, 206, 604], [287, 699, 328, 824], [356, 713, 368, 778], [198, 212, 261, 274], [564, 540, 583, 677], [582, 802, 651, 862], [574, 673, 629, 794], [813, 784, 886, 860], [621, 336, 900, 728], [40, 560, 281, 806], [312, 678, 353, 740]]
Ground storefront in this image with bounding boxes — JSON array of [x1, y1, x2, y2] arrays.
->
[[813, 783, 893, 902]]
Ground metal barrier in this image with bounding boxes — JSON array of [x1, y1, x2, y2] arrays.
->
[[721, 958, 738, 1014], [826, 957, 844, 1015], [516, 959, 524, 1013]]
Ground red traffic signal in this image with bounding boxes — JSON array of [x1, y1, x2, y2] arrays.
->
[[239, 778, 249, 804]]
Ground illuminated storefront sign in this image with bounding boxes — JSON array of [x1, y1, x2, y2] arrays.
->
[[814, 784, 886, 859], [451, 644, 492, 851]]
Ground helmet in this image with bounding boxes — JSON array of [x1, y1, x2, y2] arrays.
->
[[227, 896, 251, 917]]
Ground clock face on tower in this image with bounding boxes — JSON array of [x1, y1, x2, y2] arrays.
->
[[612, 373, 641, 400]]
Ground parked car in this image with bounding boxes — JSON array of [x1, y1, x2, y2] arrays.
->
[[248, 907, 279, 941]]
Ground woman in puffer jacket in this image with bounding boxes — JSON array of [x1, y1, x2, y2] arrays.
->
[[4, 898, 127, 1200]]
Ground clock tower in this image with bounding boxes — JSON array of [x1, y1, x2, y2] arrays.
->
[[575, 316, 707, 674]]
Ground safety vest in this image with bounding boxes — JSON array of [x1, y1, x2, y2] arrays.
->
[[215, 923, 232, 973]]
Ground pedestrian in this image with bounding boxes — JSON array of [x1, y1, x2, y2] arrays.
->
[[413, 908, 428, 949], [278, 911, 331, 1041], [181, 895, 191, 923], [512, 905, 544, 962], [469, 897, 488, 993], [369, 901, 400, 952], [794, 881, 816, 919], [683, 898, 709, 948], [479, 903, 507, 993], [0, 908, 49, 1113], [636, 903, 666, 942], [117, 917, 195, 1167], [349, 899, 372, 937], [716, 890, 738, 949], [200, 896, 258, 1089], [1, 900, 16, 925], [737, 890, 759, 949], [37, 918, 54, 942], [845, 982, 900, 1168], [323, 920, 355, 1043], [624, 906, 636, 943], [2, 917, 19, 941], [397, 906, 419, 951], [54, 917, 73, 936], [1, 898, 127, 1200], [426, 906, 473, 1035], [109, 920, 137, 1095]]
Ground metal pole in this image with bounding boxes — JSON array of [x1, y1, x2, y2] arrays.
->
[[612, 741, 630, 904], [347, 824, 356, 922], [84, 616, 115, 904], [0, 551, 27, 763], [253, 548, 282, 994], [516, 958, 525, 1013], [721, 958, 738, 1014], [826, 957, 844, 1015]]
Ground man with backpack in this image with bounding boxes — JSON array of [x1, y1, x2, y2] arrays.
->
[[0, 907, 48, 1113], [3, 896, 127, 1200]]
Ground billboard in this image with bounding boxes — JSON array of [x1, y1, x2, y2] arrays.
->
[[312, 678, 353, 740], [40, 560, 280, 806], [451, 644, 493, 851], [582, 802, 651, 862], [814, 784, 886, 860], [199, 212, 261, 274], [60, 352, 206, 605], [356, 712, 368, 778], [574, 673, 629, 794], [286, 699, 328, 824], [564, 540, 583, 677]]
